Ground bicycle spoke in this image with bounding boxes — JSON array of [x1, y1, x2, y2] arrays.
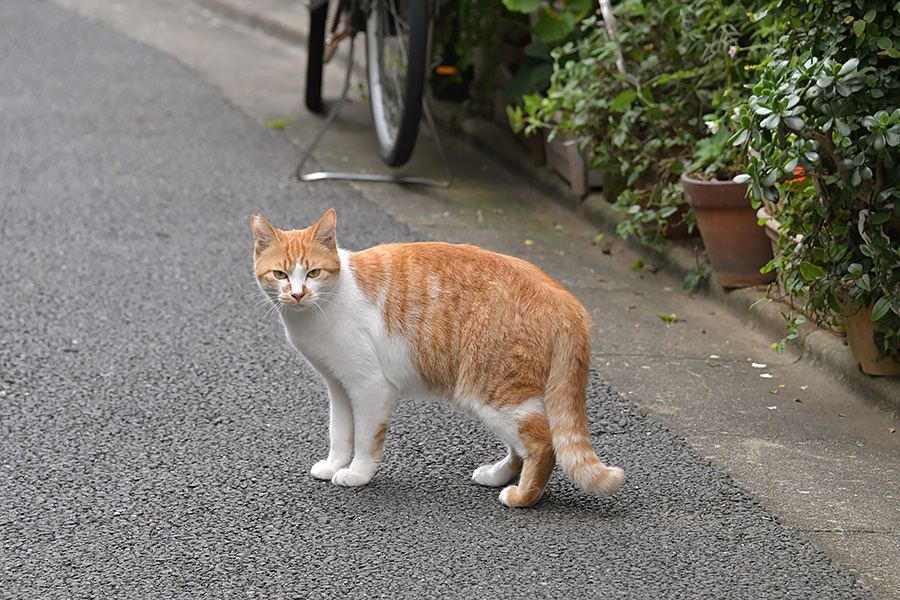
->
[[365, 0, 427, 166]]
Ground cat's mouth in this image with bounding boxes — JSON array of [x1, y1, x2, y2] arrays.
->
[[284, 298, 311, 311]]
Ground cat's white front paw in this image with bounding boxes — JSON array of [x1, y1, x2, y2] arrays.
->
[[499, 485, 514, 506], [331, 467, 373, 487], [311, 460, 338, 480], [472, 463, 516, 487]]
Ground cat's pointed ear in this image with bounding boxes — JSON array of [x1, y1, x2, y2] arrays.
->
[[251, 214, 280, 255], [313, 209, 337, 250]]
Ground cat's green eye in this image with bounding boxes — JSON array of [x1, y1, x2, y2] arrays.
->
[[272, 270, 288, 280], [307, 268, 321, 279]]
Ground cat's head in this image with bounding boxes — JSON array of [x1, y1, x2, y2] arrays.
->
[[251, 209, 341, 312]]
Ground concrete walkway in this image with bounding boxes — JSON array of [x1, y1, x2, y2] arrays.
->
[[32, 0, 900, 597]]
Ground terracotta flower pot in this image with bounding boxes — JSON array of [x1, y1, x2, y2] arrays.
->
[[843, 304, 900, 377], [757, 206, 804, 311], [682, 174, 775, 288], [756, 206, 845, 332]]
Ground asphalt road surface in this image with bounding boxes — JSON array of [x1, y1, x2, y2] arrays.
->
[[0, 1, 879, 598]]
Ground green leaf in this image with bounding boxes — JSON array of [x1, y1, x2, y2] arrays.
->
[[869, 212, 891, 224], [502, 0, 542, 13], [784, 116, 805, 131], [858, 274, 871, 292], [835, 119, 851, 136], [609, 90, 637, 111], [838, 58, 860, 76], [266, 116, 295, 130], [533, 9, 575, 43], [872, 296, 892, 321], [799, 262, 826, 281], [730, 129, 750, 146]]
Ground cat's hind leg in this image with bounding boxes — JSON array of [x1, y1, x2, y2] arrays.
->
[[498, 413, 555, 508], [472, 448, 523, 487]]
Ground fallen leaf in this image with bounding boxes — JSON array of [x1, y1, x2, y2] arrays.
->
[[752, 362, 767, 368], [889, 428, 896, 433], [266, 115, 296, 129], [657, 313, 679, 324], [767, 406, 777, 410], [768, 390, 779, 395], [800, 385, 808, 390], [794, 398, 802, 403], [838, 413, 846, 418], [524, 239, 535, 246], [760, 373, 774, 379]]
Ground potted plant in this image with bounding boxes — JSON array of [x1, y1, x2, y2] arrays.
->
[[511, 2, 691, 249], [501, 0, 600, 192], [677, 1, 781, 288], [512, 0, 773, 269], [732, 0, 900, 375]]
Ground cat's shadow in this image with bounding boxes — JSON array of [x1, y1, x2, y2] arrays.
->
[[305, 466, 629, 523]]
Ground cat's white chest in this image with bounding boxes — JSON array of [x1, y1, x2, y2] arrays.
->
[[280, 251, 424, 396]]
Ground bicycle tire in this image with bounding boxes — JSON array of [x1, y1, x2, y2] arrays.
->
[[305, 2, 328, 113], [365, 0, 430, 167]]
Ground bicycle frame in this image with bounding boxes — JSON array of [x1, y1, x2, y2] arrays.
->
[[297, 0, 452, 186]]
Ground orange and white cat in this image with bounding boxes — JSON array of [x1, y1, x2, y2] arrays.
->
[[251, 209, 624, 507]]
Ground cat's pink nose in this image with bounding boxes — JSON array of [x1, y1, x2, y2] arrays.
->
[[292, 292, 305, 302]]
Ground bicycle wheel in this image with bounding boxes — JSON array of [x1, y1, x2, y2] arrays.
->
[[305, 1, 328, 113], [365, 0, 430, 167]]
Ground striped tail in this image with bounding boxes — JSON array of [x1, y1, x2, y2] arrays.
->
[[544, 334, 624, 496]]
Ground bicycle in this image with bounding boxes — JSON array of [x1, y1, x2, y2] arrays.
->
[[298, 0, 451, 186]]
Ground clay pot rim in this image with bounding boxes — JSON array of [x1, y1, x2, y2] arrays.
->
[[681, 172, 751, 208], [680, 172, 745, 186], [756, 206, 804, 243]]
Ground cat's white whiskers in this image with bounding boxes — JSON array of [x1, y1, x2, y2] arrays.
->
[[249, 294, 277, 319], [265, 302, 285, 323], [249, 295, 271, 312], [314, 292, 338, 310]]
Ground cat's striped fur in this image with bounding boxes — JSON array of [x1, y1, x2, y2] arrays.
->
[[252, 209, 623, 506]]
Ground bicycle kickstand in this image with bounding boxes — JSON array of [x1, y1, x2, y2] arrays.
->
[[294, 37, 453, 188]]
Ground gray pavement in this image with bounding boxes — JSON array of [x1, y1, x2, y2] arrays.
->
[[1, 0, 897, 598]]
